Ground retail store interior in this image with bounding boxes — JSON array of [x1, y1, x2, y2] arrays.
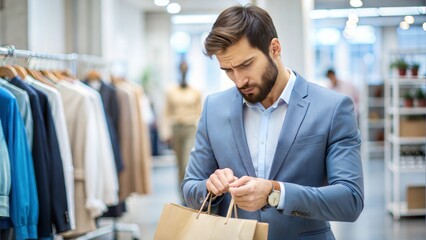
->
[[0, 0, 425, 239]]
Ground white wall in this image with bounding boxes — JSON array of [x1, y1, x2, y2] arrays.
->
[[110, 0, 146, 82], [144, 12, 172, 113], [0, 0, 28, 48], [28, 0, 65, 53], [260, 0, 314, 79]]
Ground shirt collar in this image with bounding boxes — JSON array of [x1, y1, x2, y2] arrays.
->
[[282, 68, 296, 105], [243, 68, 296, 109]]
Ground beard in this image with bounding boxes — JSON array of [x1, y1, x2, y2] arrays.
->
[[239, 56, 278, 104]]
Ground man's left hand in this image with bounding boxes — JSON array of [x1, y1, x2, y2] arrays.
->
[[229, 176, 272, 212]]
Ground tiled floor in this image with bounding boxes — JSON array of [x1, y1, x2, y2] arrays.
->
[[103, 154, 426, 240]]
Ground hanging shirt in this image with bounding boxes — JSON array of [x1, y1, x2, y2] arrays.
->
[[0, 87, 38, 240], [0, 118, 11, 218], [55, 81, 97, 237], [0, 78, 33, 149], [113, 81, 152, 199], [83, 80, 123, 173], [74, 81, 118, 210], [25, 76, 76, 230]]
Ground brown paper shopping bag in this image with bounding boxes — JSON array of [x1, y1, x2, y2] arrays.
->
[[154, 193, 268, 240]]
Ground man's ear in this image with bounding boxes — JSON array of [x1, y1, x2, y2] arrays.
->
[[270, 38, 281, 56]]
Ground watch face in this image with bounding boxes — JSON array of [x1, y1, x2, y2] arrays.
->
[[268, 191, 280, 207]]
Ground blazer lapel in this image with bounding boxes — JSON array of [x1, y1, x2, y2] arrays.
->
[[230, 91, 257, 177], [269, 75, 310, 179]]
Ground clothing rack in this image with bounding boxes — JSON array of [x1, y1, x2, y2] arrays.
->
[[1, 45, 141, 240], [75, 219, 140, 240], [0, 45, 106, 77]]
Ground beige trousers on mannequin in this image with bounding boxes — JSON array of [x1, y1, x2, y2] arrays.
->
[[172, 124, 197, 188]]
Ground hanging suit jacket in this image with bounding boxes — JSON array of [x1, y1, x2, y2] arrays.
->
[[182, 73, 364, 240]]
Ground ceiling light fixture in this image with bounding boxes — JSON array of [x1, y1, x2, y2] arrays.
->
[[167, 3, 181, 14], [348, 13, 359, 23], [154, 0, 169, 7], [310, 6, 425, 19], [399, 21, 410, 30], [350, 0, 363, 8], [404, 15, 415, 24]]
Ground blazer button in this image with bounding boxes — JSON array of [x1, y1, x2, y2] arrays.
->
[[64, 211, 70, 223]]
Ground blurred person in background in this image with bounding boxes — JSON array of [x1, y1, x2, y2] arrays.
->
[[162, 60, 202, 201], [326, 68, 360, 115]]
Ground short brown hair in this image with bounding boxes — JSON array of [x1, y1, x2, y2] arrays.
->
[[204, 4, 278, 57]]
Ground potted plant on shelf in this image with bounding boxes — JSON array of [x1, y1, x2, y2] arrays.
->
[[415, 88, 426, 107], [410, 62, 420, 77], [403, 90, 414, 107], [390, 59, 408, 76]]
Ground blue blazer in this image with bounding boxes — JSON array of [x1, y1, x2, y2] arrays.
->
[[182, 73, 364, 240]]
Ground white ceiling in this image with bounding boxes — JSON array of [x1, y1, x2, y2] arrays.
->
[[128, 0, 425, 13], [125, 0, 426, 27], [126, 0, 248, 14]]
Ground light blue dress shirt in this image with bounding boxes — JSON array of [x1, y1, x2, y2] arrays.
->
[[0, 78, 33, 149], [0, 118, 11, 217], [243, 69, 296, 209]]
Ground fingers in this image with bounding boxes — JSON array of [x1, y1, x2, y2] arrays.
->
[[229, 178, 272, 212], [206, 168, 236, 196]]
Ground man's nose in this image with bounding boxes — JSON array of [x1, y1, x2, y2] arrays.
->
[[234, 72, 248, 88]]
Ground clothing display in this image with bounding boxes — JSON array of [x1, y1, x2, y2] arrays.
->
[[0, 65, 152, 239], [9, 76, 71, 237]]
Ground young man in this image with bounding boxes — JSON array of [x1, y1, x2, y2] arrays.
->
[[181, 5, 364, 239]]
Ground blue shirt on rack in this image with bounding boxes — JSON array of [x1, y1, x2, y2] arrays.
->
[[0, 86, 38, 240], [0, 118, 11, 218]]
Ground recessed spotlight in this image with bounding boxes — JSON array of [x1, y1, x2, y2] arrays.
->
[[348, 13, 359, 23], [167, 3, 181, 14], [399, 21, 410, 30], [404, 15, 414, 24], [350, 0, 363, 8], [154, 0, 169, 7]]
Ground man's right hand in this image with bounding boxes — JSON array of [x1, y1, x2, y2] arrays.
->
[[206, 168, 237, 196]]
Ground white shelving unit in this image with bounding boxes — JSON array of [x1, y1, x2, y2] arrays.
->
[[384, 72, 426, 220], [361, 84, 385, 161]]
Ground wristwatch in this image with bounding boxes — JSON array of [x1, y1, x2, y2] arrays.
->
[[267, 180, 281, 207]]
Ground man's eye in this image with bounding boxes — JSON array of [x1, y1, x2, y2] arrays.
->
[[241, 63, 251, 68]]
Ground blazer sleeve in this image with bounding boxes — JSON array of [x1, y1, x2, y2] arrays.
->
[[283, 96, 364, 222]]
